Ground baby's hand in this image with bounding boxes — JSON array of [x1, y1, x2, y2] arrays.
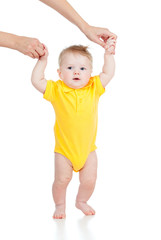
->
[[105, 37, 116, 55], [39, 44, 49, 61]]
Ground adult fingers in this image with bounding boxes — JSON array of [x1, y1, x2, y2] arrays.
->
[[108, 30, 117, 40], [28, 52, 35, 59], [29, 49, 39, 59], [35, 46, 45, 57]]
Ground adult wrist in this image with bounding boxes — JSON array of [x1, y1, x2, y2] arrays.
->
[[78, 20, 90, 34], [13, 34, 21, 51]]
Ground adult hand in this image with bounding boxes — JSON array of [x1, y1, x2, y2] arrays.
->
[[15, 36, 45, 59], [83, 25, 117, 49]]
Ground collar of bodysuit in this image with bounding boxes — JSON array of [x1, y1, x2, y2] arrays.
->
[[61, 78, 93, 93]]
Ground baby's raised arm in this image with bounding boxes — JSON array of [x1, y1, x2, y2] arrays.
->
[[31, 47, 48, 93], [99, 37, 116, 88]]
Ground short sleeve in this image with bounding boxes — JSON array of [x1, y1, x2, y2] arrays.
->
[[43, 80, 56, 103], [94, 75, 105, 97]]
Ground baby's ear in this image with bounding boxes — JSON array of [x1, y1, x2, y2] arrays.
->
[[57, 69, 61, 79]]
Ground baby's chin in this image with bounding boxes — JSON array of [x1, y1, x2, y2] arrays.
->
[[64, 81, 88, 89]]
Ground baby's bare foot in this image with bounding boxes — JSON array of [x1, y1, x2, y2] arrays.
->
[[76, 201, 95, 215], [53, 204, 66, 219]]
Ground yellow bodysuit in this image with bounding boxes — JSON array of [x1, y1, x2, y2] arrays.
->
[[43, 75, 105, 172]]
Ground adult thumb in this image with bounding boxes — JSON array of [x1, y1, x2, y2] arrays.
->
[[94, 37, 106, 48]]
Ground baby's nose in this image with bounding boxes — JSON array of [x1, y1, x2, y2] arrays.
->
[[74, 70, 80, 75]]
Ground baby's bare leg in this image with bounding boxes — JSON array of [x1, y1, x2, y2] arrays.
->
[[52, 153, 73, 219], [76, 151, 97, 215]]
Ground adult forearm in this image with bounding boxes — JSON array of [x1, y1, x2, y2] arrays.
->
[[39, 0, 88, 32], [0, 31, 45, 58], [0, 31, 18, 50]]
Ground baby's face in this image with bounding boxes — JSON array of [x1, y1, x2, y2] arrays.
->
[[58, 53, 92, 89]]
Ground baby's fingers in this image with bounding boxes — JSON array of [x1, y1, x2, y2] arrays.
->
[[105, 42, 116, 50], [105, 42, 116, 54], [108, 46, 115, 54]]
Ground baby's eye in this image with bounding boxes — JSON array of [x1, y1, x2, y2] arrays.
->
[[67, 66, 72, 70], [80, 67, 86, 71]]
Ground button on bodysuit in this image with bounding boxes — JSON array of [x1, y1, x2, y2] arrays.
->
[[43, 76, 105, 172]]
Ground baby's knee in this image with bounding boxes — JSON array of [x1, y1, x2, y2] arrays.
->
[[81, 176, 97, 188], [55, 175, 72, 187]]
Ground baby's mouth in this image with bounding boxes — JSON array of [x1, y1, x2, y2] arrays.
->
[[73, 78, 80, 81]]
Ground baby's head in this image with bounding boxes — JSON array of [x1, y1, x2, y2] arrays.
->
[[57, 45, 93, 89]]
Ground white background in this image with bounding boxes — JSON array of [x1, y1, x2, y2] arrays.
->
[[0, 0, 161, 239]]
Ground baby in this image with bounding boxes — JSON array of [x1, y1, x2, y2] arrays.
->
[[31, 38, 116, 219]]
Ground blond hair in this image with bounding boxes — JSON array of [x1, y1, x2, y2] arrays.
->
[[58, 45, 93, 67]]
